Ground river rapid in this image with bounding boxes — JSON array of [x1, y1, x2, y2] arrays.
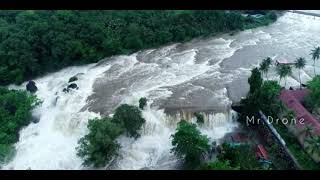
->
[[3, 11, 320, 170]]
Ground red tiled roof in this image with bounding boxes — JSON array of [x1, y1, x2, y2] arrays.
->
[[279, 89, 320, 135], [256, 144, 269, 160], [276, 58, 295, 65]]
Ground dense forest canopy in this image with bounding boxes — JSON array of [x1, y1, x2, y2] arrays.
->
[[0, 87, 40, 165], [0, 10, 277, 85]]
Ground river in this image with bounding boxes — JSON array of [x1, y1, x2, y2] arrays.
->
[[3, 11, 320, 170]]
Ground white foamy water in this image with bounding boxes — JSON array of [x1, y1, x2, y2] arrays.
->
[[3, 46, 238, 170], [4, 64, 109, 170]]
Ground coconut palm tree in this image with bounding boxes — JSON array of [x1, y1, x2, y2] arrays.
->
[[294, 57, 306, 89], [259, 57, 272, 80], [310, 46, 320, 76], [305, 136, 320, 157], [276, 65, 292, 88]]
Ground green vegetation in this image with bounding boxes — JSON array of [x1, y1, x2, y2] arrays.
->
[[248, 67, 263, 95], [310, 46, 320, 76], [241, 79, 282, 121], [294, 57, 306, 89], [238, 53, 320, 170], [200, 159, 240, 170], [112, 104, 145, 139], [217, 143, 262, 170], [0, 87, 40, 165], [76, 118, 123, 168], [304, 75, 320, 111], [305, 136, 320, 158], [138, 97, 147, 110], [0, 10, 278, 86], [276, 64, 292, 87], [194, 112, 204, 124], [203, 143, 262, 170], [77, 103, 146, 167], [243, 11, 278, 29], [171, 120, 210, 169], [271, 120, 320, 170], [259, 57, 272, 80]]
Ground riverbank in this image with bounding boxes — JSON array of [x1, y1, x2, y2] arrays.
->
[[0, 10, 279, 86]]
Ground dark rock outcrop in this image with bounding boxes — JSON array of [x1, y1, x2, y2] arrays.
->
[[26, 81, 38, 93], [231, 102, 243, 113], [68, 83, 78, 89], [31, 115, 40, 124], [63, 83, 79, 93], [68, 76, 78, 83]]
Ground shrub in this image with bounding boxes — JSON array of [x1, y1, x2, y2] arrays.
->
[[112, 104, 146, 139], [0, 87, 40, 164], [76, 118, 124, 168], [171, 120, 210, 168]]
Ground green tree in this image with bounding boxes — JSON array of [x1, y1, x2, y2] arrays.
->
[[294, 57, 306, 89], [305, 136, 320, 158], [310, 46, 320, 76], [240, 80, 281, 121], [76, 118, 124, 168], [259, 57, 272, 80], [248, 67, 263, 95], [171, 120, 210, 168], [304, 75, 320, 110], [0, 10, 278, 86], [217, 143, 261, 170], [112, 104, 146, 139], [276, 65, 292, 87], [0, 87, 40, 165]]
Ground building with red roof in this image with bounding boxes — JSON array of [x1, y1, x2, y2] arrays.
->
[[279, 89, 320, 162], [275, 58, 296, 66]]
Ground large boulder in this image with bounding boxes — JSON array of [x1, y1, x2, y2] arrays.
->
[[31, 115, 40, 124], [68, 76, 78, 83], [63, 83, 79, 93], [26, 81, 38, 93], [68, 83, 78, 89], [231, 102, 243, 113]]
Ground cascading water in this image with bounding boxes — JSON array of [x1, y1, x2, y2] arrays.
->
[[3, 12, 320, 170]]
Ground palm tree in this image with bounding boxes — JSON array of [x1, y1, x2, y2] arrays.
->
[[305, 136, 320, 157], [276, 65, 292, 88], [259, 57, 272, 80], [294, 57, 306, 89], [310, 46, 320, 76]]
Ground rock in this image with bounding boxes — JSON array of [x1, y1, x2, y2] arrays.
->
[[52, 96, 59, 106], [26, 81, 38, 93], [68, 76, 78, 83], [31, 116, 40, 124], [231, 102, 243, 113], [68, 83, 78, 89], [63, 88, 69, 93], [63, 83, 79, 93]]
